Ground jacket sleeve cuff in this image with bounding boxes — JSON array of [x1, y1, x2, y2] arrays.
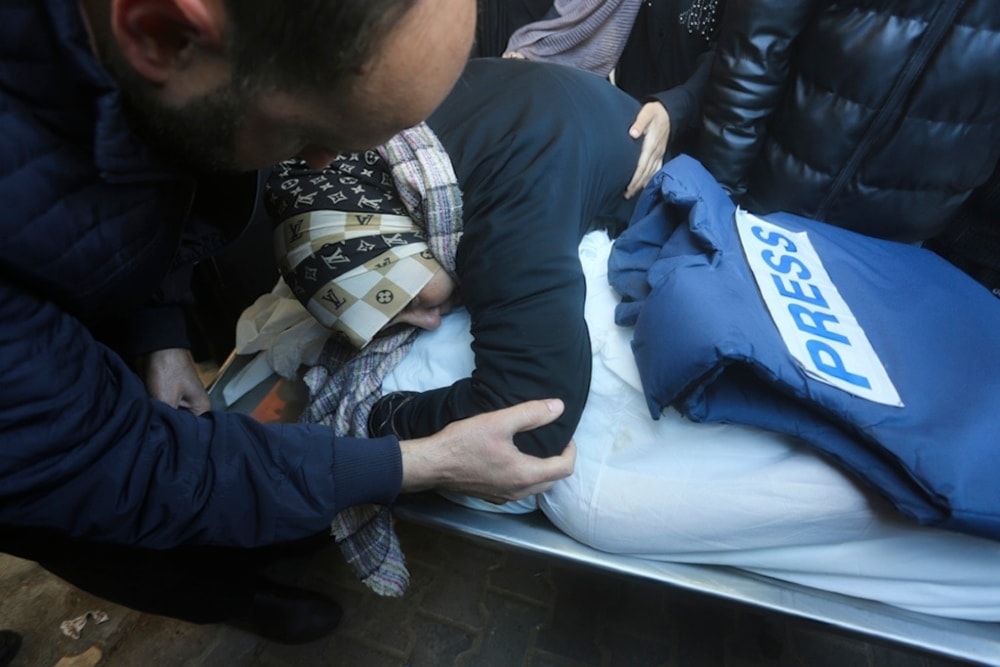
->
[[332, 434, 403, 508], [652, 87, 698, 138]]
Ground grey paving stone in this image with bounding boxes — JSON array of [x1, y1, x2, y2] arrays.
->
[[188, 627, 265, 666], [533, 567, 618, 665], [399, 523, 468, 569], [419, 566, 489, 630], [461, 590, 547, 666], [322, 582, 372, 639], [414, 535, 504, 629], [259, 634, 404, 667], [487, 552, 554, 606], [351, 593, 418, 654], [0, 532, 977, 667], [409, 612, 478, 666], [102, 615, 257, 666]]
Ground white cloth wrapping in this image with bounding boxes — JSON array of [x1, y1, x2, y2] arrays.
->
[[383, 231, 1000, 622]]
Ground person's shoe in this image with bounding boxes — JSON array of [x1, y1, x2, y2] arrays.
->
[[0, 630, 22, 667], [234, 579, 342, 644]]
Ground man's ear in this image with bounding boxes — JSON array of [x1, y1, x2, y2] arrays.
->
[[110, 0, 225, 85]]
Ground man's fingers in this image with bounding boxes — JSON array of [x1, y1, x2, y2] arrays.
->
[[542, 439, 576, 480], [499, 441, 577, 501], [523, 439, 577, 486], [496, 398, 565, 434]]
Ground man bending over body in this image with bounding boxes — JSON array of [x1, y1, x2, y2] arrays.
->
[[0, 0, 574, 644]]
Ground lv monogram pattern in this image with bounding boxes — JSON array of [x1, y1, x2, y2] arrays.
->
[[268, 155, 440, 349]]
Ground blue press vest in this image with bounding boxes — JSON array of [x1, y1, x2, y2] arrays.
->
[[609, 155, 1000, 539]]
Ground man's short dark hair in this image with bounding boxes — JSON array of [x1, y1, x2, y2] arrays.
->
[[223, 0, 417, 92]]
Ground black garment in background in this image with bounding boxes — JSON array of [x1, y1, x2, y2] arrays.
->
[[84, 169, 277, 367], [187, 170, 281, 364], [187, 210, 278, 364], [927, 159, 1000, 297], [616, 0, 720, 154], [697, 0, 1000, 244], [472, 0, 553, 57], [0, 631, 19, 667]]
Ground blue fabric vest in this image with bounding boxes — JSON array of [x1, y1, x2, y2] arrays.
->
[[609, 155, 1000, 539]]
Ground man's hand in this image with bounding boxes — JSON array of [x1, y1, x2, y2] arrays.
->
[[399, 399, 576, 503], [625, 101, 671, 199], [137, 348, 212, 415]]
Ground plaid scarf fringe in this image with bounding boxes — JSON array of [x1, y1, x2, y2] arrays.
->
[[303, 123, 463, 597]]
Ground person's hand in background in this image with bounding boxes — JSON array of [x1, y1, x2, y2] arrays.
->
[[625, 101, 671, 199]]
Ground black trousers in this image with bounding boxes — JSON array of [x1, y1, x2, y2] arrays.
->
[[1, 526, 328, 624]]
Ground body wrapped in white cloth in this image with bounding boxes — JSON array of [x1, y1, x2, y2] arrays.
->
[[382, 231, 1000, 622], [237, 230, 1000, 621]]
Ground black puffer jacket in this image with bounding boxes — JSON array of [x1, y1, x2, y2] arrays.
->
[[698, 0, 1000, 243]]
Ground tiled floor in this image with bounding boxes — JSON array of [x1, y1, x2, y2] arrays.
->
[[0, 520, 981, 667]]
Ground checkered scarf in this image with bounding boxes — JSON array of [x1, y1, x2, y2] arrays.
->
[[297, 123, 463, 596], [274, 210, 441, 348]]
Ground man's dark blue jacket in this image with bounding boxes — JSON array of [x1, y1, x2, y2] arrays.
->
[[0, 0, 401, 548]]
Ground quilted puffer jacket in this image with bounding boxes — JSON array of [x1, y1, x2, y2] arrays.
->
[[698, 0, 1000, 243], [0, 0, 401, 549]]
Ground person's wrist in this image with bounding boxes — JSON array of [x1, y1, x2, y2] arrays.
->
[[398, 431, 454, 494], [398, 436, 434, 493]]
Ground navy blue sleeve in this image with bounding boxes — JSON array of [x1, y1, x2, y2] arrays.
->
[[0, 278, 402, 548]]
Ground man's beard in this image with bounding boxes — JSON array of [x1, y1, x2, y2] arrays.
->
[[114, 69, 248, 175]]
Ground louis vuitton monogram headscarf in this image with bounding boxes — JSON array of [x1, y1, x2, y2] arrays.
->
[[273, 207, 442, 348]]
